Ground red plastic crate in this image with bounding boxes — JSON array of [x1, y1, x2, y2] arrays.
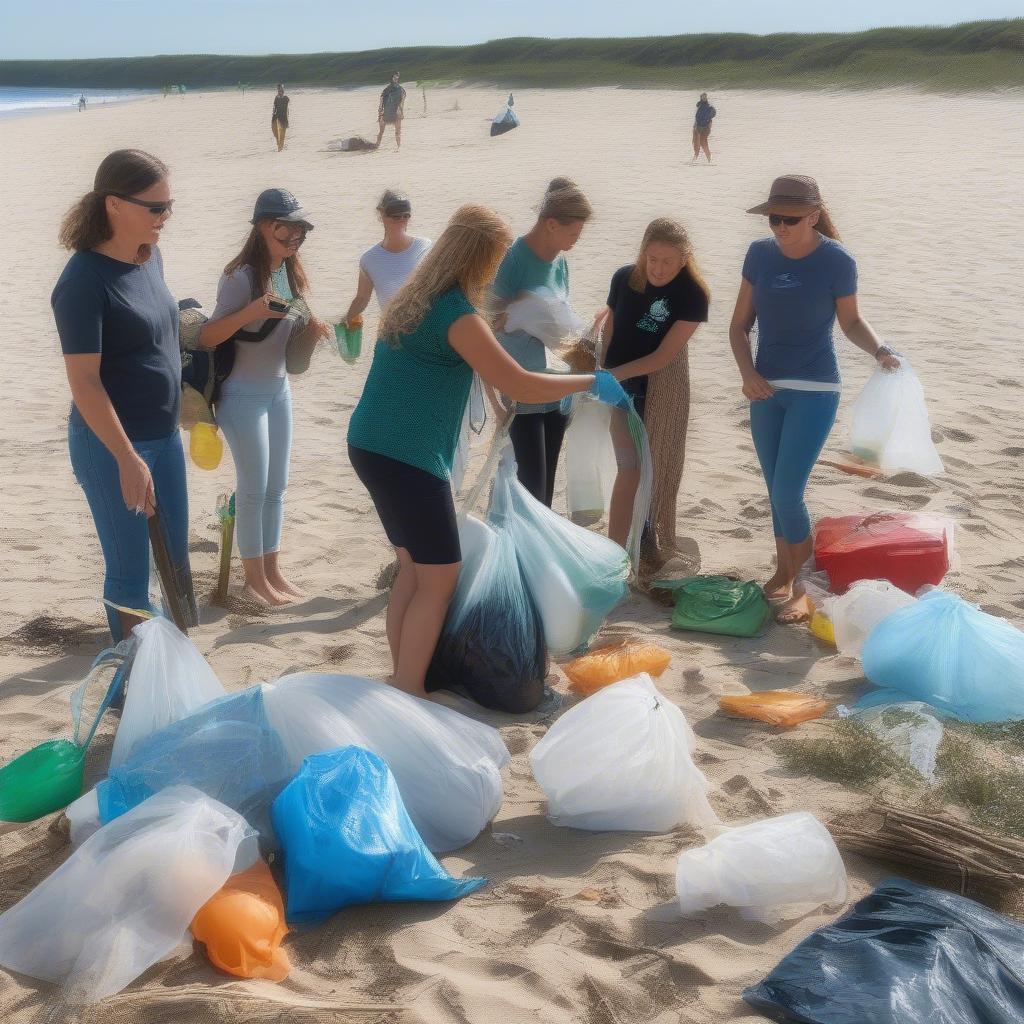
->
[[814, 513, 952, 595]]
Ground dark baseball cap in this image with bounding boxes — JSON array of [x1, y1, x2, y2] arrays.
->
[[251, 188, 314, 228]]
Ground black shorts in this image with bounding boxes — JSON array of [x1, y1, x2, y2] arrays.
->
[[348, 445, 460, 565]]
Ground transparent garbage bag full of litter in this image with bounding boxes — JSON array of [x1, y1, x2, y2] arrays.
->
[[829, 579, 917, 659], [503, 287, 583, 349]]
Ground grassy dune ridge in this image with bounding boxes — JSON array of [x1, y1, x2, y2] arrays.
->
[[1, 19, 1021, 91]]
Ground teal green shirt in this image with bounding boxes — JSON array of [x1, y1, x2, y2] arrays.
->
[[493, 237, 570, 414], [347, 287, 476, 480]]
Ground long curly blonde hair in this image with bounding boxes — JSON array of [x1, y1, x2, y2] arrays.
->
[[379, 204, 512, 344], [628, 217, 710, 302]]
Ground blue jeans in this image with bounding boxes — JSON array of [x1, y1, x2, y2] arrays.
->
[[749, 389, 840, 544], [216, 377, 292, 559], [68, 406, 190, 641]]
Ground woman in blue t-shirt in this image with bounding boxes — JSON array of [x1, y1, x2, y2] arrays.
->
[[52, 149, 187, 642], [729, 174, 901, 624], [489, 177, 593, 507]]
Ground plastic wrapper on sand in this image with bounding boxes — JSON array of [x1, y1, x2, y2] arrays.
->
[[562, 641, 671, 695], [718, 690, 829, 728]]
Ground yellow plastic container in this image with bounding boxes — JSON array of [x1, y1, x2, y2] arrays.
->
[[190, 422, 224, 471], [810, 610, 836, 646]]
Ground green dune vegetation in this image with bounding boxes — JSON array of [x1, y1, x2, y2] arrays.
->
[[1, 20, 1021, 92]]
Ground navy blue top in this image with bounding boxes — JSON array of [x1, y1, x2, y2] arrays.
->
[[742, 236, 857, 386], [52, 248, 181, 440]]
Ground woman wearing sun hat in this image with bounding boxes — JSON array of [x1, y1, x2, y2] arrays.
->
[[729, 174, 900, 624], [199, 188, 324, 606]]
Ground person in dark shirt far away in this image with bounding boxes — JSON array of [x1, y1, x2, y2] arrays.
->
[[692, 92, 716, 164], [272, 84, 289, 152], [376, 71, 407, 150]]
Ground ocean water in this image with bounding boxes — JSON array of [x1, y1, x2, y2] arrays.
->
[[0, 86, 155, 117]]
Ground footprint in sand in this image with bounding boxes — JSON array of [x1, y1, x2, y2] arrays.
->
[[861, 486, 931, 510], [941, 427, 976, 443], [1000, 446, 1024, 457]]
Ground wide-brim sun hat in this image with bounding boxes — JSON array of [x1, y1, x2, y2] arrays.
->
[[251, 187, 314, 229], [746, 175, 822, 216]]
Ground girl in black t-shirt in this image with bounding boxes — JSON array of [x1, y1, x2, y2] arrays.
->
[[597, 218, 710, 561]]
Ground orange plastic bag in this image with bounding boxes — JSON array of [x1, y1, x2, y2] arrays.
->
[[718, 691, 829, 728], [563, 641, 672, 695], [191, 859, 290, 981]]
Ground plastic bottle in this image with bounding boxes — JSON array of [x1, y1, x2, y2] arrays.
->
[[190, 422, 224, 471], [335, 316, 363, 364]]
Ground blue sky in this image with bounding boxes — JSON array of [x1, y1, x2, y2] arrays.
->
[[1, 0, 1019, 59]]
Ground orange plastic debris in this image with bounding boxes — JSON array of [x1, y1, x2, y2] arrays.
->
[[718, 691, 830, 728], [563, 641, 672, 695], [191, 859, 290, 981]]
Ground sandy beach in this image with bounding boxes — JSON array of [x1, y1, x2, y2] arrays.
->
[[1, 83, 1023, 1022]]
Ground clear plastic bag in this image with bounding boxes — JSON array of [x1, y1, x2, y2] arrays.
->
[[860, 590, 1024, 722], [503, 287, 583, 349], [263, 672, 509, 852], [426, 513, 548, 713], [97, 688, 291, 845], [853, 702, 943, 783], [564, 397, 618, 527], [490, 448, 629, 657], [849, 359, 944, 475], [271, 747, 486, 924], [829, 579, 917, 659], [743, 877, 1024, 1023], [451, 374, 486, 494], [529, 674, 718, 832], [0, 786, 252, 1003], [675, 811, 847, 924], [111, 617, 225, 768]]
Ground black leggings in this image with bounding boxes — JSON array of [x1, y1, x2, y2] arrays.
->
[[509, 409, 568, 508]]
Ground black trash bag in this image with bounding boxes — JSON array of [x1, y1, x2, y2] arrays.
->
[[426, 515, 547, 713], [744, 876, 1024, 1024]]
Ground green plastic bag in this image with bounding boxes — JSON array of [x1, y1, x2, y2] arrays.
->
[[0, 645, 128, 824], [660, 575, 770, 638], [334, 319, 362, 364]]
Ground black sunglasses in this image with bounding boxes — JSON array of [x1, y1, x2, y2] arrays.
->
[[109, 192, 174, 216], [272, 220, 310, 240], [768, 213, 806, 227]]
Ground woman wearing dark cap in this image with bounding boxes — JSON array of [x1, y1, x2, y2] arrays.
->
[[729, 174, 900, 623], [200, 188, 320, 606], [53, 148, 186, 641], [343, 189, 431, 326]]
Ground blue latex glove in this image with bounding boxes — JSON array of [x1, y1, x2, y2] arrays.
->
[[590, 369, 630, 409]]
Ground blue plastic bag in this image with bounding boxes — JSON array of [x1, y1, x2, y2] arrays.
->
[[97, 687, 291, 842], [271, 746, 486, 924], [744, 877, 1024, 1024], [859, 590, 1024, 722]]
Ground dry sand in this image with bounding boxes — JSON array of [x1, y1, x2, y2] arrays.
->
[[0, 84, 1022, 1022]]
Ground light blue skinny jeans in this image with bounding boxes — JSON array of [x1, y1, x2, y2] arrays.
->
[[216, 376, 292, 559]]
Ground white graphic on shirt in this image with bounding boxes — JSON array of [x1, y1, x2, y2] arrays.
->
[[638, 297, 671, 332], [771, 273, 802, 290]]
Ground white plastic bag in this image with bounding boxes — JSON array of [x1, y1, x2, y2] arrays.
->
[[0, 786, 251, 1003], [853, 702, 943, 783], [503, 287, 583, 349], [849, 359, 944, 475], [530, 674, 718, 832], [565, 398, 618, 527], [263, 672, 509, 851], [675, 811, 847, 924], [490, 448, 629, 657], [829, 579, 917, 659], [451, 374, 486, 494], [111, 617, 225, 768]]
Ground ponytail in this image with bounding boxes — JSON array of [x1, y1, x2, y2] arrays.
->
[[58, 190, 111, 251]]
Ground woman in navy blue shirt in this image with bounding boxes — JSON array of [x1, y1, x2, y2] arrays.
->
[[729, 175, 900, 624], [53, 149, 189, 641]]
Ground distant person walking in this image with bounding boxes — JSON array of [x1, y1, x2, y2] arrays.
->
[[271, 84, 289, 152], [78, 93, 87, 112], [691, 93, 716, 164], [376, 71, 407, 150]]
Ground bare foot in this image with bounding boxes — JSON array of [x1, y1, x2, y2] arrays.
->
[[266, 574, 305, 600], [243, 582, 292, 607], [776, 590, 814, 624], [762, 571, 793, 602]]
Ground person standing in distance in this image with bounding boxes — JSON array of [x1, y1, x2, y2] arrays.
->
[[272, 84, 289, 152], [691, 93, 716, 164], [376, 71, 407, 150]]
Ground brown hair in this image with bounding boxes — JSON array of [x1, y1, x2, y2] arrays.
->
[[538, 177, 593, 224], [379, 203, 511, 344], [628, 218, 711, 302], [58, 148, 168, 254], [812, 205, 840, 240], [224, 221, 311, 299]]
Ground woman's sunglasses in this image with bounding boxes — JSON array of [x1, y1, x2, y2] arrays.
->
[[768, 213, 806, 227], [109, 192, 174, 216], [272, 221, 309, 241]]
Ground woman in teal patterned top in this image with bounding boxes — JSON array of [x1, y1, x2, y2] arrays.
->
[[348, 203, 628, 698]]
